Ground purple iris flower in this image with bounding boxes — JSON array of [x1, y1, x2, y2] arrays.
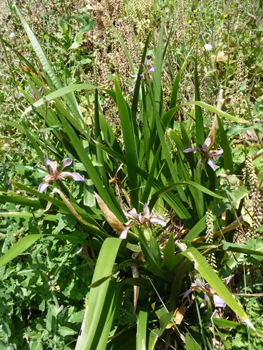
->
[[183, 137, 223, 171], [20, 86, 44, 101], [120, 202, 166, 239], [38, 155, 86, 193], [183, 278, 226, 308], [130, 58, 155, 93]]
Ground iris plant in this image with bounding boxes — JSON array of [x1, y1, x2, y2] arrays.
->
[[38, 155, 86, 193], [120, 203, 166, 239], [183, 137, 223, 171]]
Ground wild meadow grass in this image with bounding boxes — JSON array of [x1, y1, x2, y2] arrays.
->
[[0, 0, 263, 349]]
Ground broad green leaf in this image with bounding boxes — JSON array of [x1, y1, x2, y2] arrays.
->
[[137, 311, 147, 350], [147, 327, 159, 350], [162, 234, 175, 271], [0, 212, 56, 221], [0, 233, 100, 268], [115, 79, 138, 208], [212, 318, 263, 337], [0, 194, 46, 209], [0, 234, 42, 267], [185, 332, 201, 350], [222, 241, 263, 257], [58, 326, 77, 336], [75, 238, 122, 350]]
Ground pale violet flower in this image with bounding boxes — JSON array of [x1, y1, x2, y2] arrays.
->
[[38, 155, 86, 193], [20, 86, 44, 101], [183, 279, 226, 308], [183, 137, 223, 171], [204, 44, 212, 51], [30, 86, 44, 101], [130, 58, 155, 93], [120, 203, 166, 239]]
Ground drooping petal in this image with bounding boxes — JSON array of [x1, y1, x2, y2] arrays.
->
[[147, 66, 155, 73], [213, 295, 226, 308], [44, 155, 53, 167], [204, 293, 210, 303], [195, 279, 203, 288], [214, 149, 224, 160], [60, 171, 86, 181], [203, 137, 211, 152], [71, 172, 86, 181], [60, 158, 72, 172], [149, 75, 153, 83], [183, 287, 192, 298], [150, 217, 166, 226], [120, 227, 129, 239], [183, 148, 197, 153], [144, 57, 149, 66], [207, 159, 216, 171], [38, 182, 50, 193], [38, 86, 44, 96]]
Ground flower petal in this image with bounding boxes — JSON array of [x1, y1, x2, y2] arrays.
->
[[213, 295, 226, 308], [38, 182, 50, 193], [71, 172, 86, 181], [129, 208, 139, 220], [120, 227, 129, 239], [38, 86, 44, 96], [150, 217, 166, 226], [203, 137, 211, 152], [147, 66, 155, 73], [183, 287, 192, 298], [143, 203, 150, 215], [183, 148, 197, 153], [207, 159, 216, 171], [60, 171, 86, 181], [44, 155, 53, 167], [60, 158, 72, 172], [204, 293, 210, 303], [195, 279, 203, 288]]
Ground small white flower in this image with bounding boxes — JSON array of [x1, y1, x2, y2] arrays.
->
[[10, 32, 15, 40], [204, 44, 212, 51]]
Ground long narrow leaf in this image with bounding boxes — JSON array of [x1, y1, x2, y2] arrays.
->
[[137, 311, 147, 350], [75, 237, 122, 350]]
